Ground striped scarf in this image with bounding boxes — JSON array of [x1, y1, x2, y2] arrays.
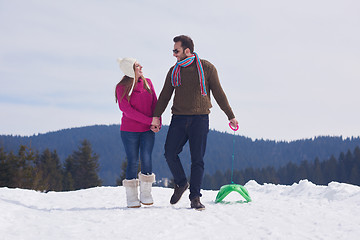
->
[[171, 52, 207, 96]]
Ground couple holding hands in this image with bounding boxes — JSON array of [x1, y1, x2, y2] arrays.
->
[[116, 35, 238, 210]]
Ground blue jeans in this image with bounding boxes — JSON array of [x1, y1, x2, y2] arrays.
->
[[164, 115, 209, 200], [121, 130, 155, 179]]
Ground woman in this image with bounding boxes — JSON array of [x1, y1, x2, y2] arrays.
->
[[116, 57, 159, 208]]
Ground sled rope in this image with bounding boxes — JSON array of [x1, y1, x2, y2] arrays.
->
[[215, 123, 252, 204], [231, 129, 235, 184]]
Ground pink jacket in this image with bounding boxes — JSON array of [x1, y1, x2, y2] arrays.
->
[[116, 78, 158, 132]]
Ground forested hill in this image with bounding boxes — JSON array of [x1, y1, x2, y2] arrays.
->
[[1, 124, 360, 185]]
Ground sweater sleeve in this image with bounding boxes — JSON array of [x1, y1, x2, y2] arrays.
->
[[153, 68, 174, 117], [149, 80, 158, 115], [116, 85, 153, 125], [208, 65, 235, 120], [148, 79, 162, 126]]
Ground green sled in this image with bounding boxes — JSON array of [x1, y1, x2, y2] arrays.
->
[[215, 184, 252, 203]]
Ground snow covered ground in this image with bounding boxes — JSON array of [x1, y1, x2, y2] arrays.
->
[[1, 180, 359, 240]]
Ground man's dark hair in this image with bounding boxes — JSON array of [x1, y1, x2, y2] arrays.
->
[[173, 35, 194, 53]]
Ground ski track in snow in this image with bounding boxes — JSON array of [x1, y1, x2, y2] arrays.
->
[[1, 180, 360, 240]]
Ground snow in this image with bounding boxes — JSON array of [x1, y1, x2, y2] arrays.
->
[[1, 180, 360, 240]]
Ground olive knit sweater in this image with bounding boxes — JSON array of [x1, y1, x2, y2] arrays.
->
[[153, 59, 235, 120]]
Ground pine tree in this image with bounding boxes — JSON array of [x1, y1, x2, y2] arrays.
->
[[50, 150, 64, 191], [6, 151, 20, 188], [63, 156, 75, 191], [296, 160, 309, 182], [243, 167, 255, 184], [349, 166, 359, 185], [311, 157, 323, 184], [0, 147, 9, 187], [343, 150, 354, 183], [202, 173, 213, 190], [338, 152, 347, 182], [17, 145, 37, 189], [322, 155, 337, 184], [349, 146, 360, 185], [65, 139, 102, 190], [34, 149, 63, 192], [281, 162, 297, 185], [263, 166, 279, 184]]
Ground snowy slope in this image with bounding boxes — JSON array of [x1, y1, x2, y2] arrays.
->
[[1, 180, 359, 240]]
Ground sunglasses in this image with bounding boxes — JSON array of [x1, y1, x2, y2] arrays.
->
[[172, 49, 179, 54]]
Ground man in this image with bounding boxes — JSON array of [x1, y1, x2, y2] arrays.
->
[[152, 35, 238, 210]]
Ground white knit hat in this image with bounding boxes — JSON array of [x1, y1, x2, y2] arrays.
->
[[117, 57, 137, 96], [117, 57, 136, 78]]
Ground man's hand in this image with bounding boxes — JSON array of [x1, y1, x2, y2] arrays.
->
[[229, 118, 239, 129], [151, 117, 161, 127], [151, 117, 161, 133]]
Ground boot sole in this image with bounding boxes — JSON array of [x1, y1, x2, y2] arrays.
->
[[193, 207, 205, 211], [141, 202, 153, 205]]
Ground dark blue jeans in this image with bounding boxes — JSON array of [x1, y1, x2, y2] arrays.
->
[[121, 130, 155, 179], [164, 114, 209, 200]]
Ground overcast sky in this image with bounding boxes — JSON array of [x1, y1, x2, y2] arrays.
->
[[1, 0, 359, 141]]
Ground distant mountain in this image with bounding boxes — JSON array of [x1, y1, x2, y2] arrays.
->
[[1, 125, 360, 185]]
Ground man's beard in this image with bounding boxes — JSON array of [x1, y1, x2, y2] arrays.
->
[[179, 54, 188, 61]]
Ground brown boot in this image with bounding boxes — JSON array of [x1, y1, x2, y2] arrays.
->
[[190, 197, 205, 211], [170, 182, 189, 204]]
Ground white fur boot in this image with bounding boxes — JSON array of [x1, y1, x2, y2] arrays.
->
[[139, 173, 155, 205], [122, 179, 141, 208]]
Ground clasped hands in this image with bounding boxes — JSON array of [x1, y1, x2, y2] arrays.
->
[[151, 117, 161, 133]]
